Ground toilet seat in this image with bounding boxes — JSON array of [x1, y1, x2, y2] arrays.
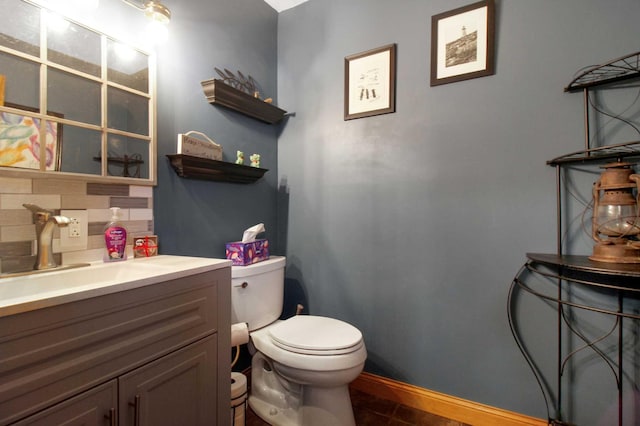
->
[[269, 315, 363, 356]]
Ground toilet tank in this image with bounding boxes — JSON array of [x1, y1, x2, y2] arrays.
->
[[231, 256, 285, 331]]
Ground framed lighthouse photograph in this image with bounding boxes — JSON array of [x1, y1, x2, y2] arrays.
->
[[430, 0, 495, 86]]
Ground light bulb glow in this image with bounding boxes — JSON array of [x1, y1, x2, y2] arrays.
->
[[113, 42, 137, 61], [145, 20, 168, 44], [46, 11, 70, 32]]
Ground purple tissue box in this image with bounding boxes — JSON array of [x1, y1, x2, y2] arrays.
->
[[225, 239, 270, 266]]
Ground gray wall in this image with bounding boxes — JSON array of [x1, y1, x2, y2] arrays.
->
[[154, 0, 281, 257], [275, 0, 640, 424], [147, 0, 640, 423]]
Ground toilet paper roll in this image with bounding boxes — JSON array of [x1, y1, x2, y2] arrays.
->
[[231, 322, 249, 346], [231, 372, 247, 399], [231, 372, 247, 426]]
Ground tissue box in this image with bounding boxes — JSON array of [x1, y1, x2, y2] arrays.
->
[[225, 239, 269, 266]]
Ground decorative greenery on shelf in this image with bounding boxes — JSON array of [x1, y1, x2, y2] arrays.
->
[[214, 68, 258, 96], [213, 68, 274, 104]]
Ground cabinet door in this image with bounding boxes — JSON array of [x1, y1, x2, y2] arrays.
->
[[12, 380, 117, 426], [119, 336, 217, 426]]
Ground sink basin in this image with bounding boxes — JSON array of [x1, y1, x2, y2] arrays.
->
[[0, 255, 231, 317], [0, 263, 91, 279]]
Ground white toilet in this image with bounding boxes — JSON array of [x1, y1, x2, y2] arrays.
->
[[231, 256, 367, 426]]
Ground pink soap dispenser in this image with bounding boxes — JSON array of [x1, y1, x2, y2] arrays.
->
[[104, 207, 127, 262]]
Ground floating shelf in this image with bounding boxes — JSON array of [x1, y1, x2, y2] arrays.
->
[[200, 79, 287, 124], [166, 154, 268, 184]]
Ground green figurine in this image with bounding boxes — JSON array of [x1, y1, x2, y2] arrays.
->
[[235, 150, 244, 165]]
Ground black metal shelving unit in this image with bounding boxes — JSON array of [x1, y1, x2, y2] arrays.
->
[[564, 51, 640, 93], [509, 51, 640, 426]]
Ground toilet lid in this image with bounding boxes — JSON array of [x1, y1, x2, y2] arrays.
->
[[269, 315, 363, 355]]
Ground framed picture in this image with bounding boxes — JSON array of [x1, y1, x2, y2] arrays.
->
[[0, 103, 63, 171], [430, 0, 495, 86], [344, 43, 396, 120]]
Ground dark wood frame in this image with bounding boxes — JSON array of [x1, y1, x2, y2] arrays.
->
[[430, 0, 495, 86], [0, 102, 63, 171], [344, 43, 396, 120]]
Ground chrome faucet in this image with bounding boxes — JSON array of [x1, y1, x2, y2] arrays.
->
[[23, 204, 71, 270]]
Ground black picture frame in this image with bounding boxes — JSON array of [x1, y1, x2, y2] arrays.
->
[[430, 0, 495, 86], [344, 43, 396, 120]]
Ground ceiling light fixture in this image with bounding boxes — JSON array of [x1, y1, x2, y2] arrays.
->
[[121, 0, 171, 43], [121, 0, 171, 24], [144, 1, 171, 24]]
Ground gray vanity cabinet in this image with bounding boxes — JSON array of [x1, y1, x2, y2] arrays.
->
[[0, 267, 231, 426], [118, 335, 217, 426], [11, 381, 118, 426]]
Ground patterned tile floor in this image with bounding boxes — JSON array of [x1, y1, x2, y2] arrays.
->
[[245, 387, 470, 426]]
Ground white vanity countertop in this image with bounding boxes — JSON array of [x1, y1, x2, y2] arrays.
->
[[0, 255, 231, 318]]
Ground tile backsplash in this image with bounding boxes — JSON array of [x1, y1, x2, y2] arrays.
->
[[0, 176, 154, 272]]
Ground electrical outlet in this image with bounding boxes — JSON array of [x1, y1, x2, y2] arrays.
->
[[59, 210, 88, 250], [69, 217, 82, 238]]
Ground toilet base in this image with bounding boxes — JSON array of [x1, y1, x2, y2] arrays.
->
[[249, 395, 296, 426], [249, 388, 356, 426], [249, 352, 357, 426]]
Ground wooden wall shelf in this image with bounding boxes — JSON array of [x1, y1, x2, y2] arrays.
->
[[167, 154, 268, 184], [200, 79, 287, 124]]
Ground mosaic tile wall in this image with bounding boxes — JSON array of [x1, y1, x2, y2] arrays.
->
[[0, 176, 154, 273]]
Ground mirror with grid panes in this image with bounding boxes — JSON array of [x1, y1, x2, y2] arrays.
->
[[0, 0, 156, 184]]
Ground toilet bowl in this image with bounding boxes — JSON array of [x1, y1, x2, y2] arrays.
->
[[231, 257, 367, 426]]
